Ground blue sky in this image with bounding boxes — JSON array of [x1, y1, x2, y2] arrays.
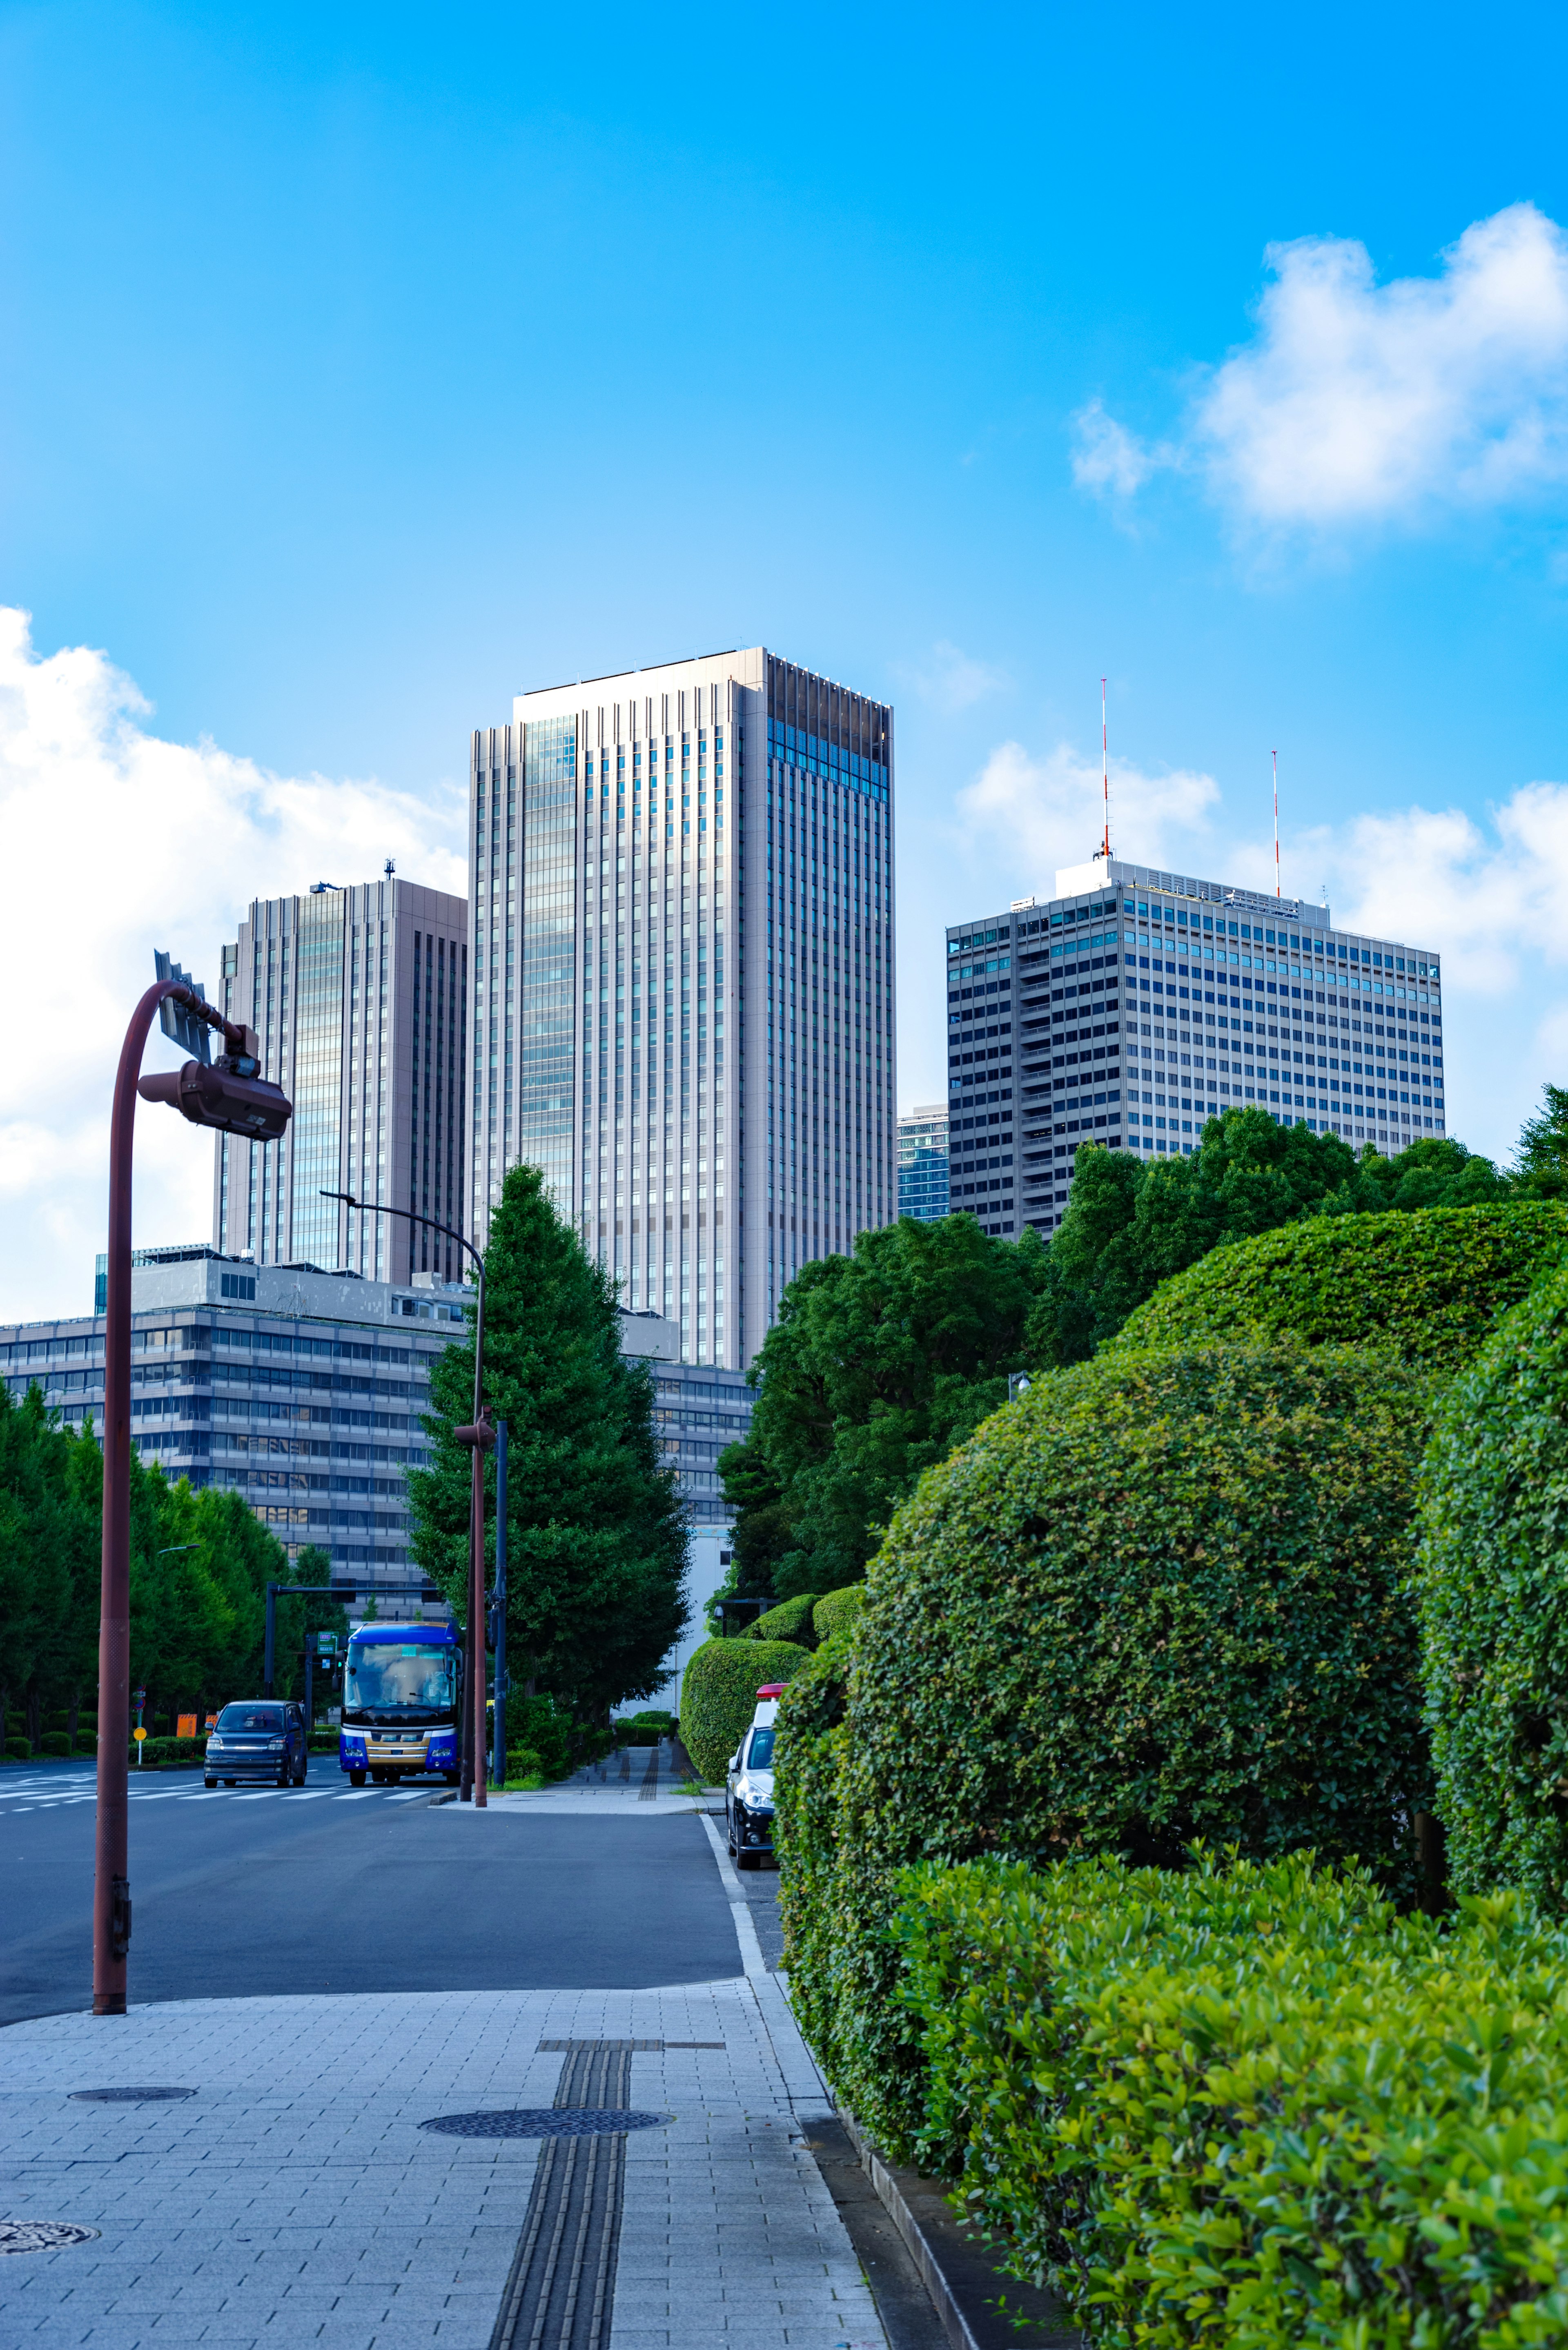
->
[[3, 0, 1567, 1315]]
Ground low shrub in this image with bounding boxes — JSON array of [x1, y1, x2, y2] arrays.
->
[[75, 1734, 97, 1755], [4, 1737, 31, 1761], [744, 1594, 819, 1647], [892, 1849, 1568, 2347], [1420, 1259, 1568, 1908], [505, 1694, 575, 1781], [811, 1585, 866, 1645], [774, 1629, 858, 2063], [788, 1342, 1434, 2152], [680, 1638, 813, 1783], [131, 1736, 208, 1769], [505, 1745, 545, 1787], [39, 1730, 72, 1757], [1111, 1199, 1568, 1371]]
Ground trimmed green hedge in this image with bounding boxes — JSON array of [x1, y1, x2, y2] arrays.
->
[[892, 1849, 1568, 2347], [781, 1343, 1434, 2152], [811, 1585, 866, 1645], [679, 1638, 812, 1784], [744, 1594, 818, 1647], [1420, 1259, 1568, 1907], [1111, 1200, 1568, 1371]]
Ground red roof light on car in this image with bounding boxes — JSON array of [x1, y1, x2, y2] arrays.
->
[[755, 1684, 786, 1700]]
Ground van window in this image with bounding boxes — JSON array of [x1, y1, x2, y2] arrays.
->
[[747, 1728, 776, 1768]]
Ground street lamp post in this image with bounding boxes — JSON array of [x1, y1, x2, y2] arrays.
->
[[320, 1191, 492, 1808], [95, 960, 291, 2016]]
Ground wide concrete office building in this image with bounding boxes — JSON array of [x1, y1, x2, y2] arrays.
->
[[947, 853, 1446, 1236], [212, 875, 468, 1289], [4, 1254, 753, 1596], [467, 649, 897, 1369]]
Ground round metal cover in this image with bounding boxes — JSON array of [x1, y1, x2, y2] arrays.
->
[[69, 2087, 195, 2103], [0, 2222, 101, 2256], [419, 2109, 670, 2138]]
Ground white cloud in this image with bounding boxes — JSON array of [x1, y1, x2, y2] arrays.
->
[[903, 640, 1009, 714], [1075, 203, 1568, 530], [0, 608, 467, 1323], [958, 737, 1221, 878]]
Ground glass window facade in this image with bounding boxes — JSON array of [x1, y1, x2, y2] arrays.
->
[[898, 1104, 950, 1220]]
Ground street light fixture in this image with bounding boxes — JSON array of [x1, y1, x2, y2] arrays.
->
[[93, 956, 292, 2019], [320, 1189, 492, 1807]]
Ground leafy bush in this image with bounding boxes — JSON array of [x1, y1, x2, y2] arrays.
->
[[505, 1746, 545, 1787], [134, 1736, 208, 1768], [1113, 1200, 1568, 1370], [1419, 1259, 1568, 1907], [39, 1730, 71, 1757], [774, 1630, 858, 2064], [504, 1693, 575, 1781], [75, 1734, 97, 1755], [4, 1737, 31, 1761], [786, 1343, 1434, 2150], [892, 1849, 1568, 2348], [811, 1585, 866, 1645], [743, 1594, 818, 1647], [679, 1638, 813, 1784]]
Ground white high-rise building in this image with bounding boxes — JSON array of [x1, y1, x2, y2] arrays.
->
[[467, 649, 897, 1369]]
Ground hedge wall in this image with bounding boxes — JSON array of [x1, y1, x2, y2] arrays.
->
[[782, 1342, 1434, 2151], [1419, 1259, 1568, 1908], [679, 1638, 812, 1784], [1111, 1200, 1568, 1371], [892, 1849, 1568, 2346], [811, 1585, 866, 1645], [743, 1594, 819, 1648]]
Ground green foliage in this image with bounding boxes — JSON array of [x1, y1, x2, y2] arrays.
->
[[1031, 1110, 1509, 1365], [811, 1586, 866, 1645], [505, 1692, 576, 1781], [679, 1637, 813, 1784], [1419, 1260, 1568, 1907], [892, 1851, 1568, 2347], [781, 1343, 1434, 2149], [1515, 1082, 1568, 1198], [5, 1737, 31, 1760], [39, 1730, 71, 1756], [722, 1215, 1047, 1604], [773, 1628, 858, 2065], [1114, 1200, 1568, 1371], [743, 1593, 818, 1647], [408, 1161, 688, 1719]]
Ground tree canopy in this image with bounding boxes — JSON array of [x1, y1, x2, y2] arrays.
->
[[406, 1160, 687, 1720], [718, 1215, 1047, 1605]]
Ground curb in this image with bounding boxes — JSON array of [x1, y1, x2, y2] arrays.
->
[[428, 1789, 459, 1806], [839, 2109, 1080, 2350]]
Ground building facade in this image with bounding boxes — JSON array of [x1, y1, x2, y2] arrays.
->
[[467, 649, 897, 1369], [898, 1103, 951, 1220], [948, 856, 1445, 1236], [5, 1255, 751, 1597], [211, 876, 468, 1289]]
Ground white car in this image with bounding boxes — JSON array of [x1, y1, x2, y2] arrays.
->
[[726, 1683, 785, 1871]]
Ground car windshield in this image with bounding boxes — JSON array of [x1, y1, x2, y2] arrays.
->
[[345, 1640, 457, 1711], [746, 1728, 776, 1769], [216, 1705, 283, 1732]]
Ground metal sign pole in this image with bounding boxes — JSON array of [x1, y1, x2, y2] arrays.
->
[[492, 1420, 507, 1790]]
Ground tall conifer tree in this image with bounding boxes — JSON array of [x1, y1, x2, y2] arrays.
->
[[407, 1162, 687, 1720]]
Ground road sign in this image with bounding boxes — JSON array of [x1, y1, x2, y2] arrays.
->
[[154, 950, 213, 1065], [133, 1727, 147, 1742]]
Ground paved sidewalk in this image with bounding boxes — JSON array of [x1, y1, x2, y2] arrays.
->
[[0, 1977, 884, 2348]]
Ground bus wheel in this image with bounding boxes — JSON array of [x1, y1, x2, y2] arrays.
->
[[349, 1768, 367, 1786]]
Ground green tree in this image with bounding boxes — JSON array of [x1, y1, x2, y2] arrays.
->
[[407, 1161, 687, 1719], [1030, 1110, 1507, 1364], [1515, 1083, 1568, 1198], [724, 1215, 1047, 1603]]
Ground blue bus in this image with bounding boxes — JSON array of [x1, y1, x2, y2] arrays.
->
[[338, 1621, 463, 1786]]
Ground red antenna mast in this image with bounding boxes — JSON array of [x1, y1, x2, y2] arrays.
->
[[1100, 677, 1112, 861], [1273, 749, 1280, 898]]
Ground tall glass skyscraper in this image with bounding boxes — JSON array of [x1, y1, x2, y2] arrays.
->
[[212, 875, 469, 1288], [898, 1104, 951, 1220], [468, 649, 897, 1368]]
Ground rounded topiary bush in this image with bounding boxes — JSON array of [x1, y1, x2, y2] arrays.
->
[[744, 1594, 819, 1648], [39, 1731, 71, 1757], [811, 1586, 866, 1645], [1419, 1260, 1568, 1906], [1112, 1202, 1568, 1371], [680, 1638, 812, 1784], [801, 1343, 1435, 2152]]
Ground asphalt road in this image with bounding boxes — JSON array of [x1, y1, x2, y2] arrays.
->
[[0, 1760, 742, 2026]]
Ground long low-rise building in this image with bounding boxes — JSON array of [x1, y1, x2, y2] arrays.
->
[[2, 1246, 750, 1596]]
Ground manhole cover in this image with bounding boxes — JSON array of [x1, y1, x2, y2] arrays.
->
[[419, 2109, 670, 2138], [0, 2221, 101, 2256], [69, 2087, 195, 2103]]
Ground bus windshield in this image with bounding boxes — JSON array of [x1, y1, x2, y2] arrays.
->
[[345, 1641, 457, 1712]]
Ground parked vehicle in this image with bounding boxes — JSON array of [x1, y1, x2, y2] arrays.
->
[[726, 1681, 785, 1870], [204, 1701, 308, 1788]]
